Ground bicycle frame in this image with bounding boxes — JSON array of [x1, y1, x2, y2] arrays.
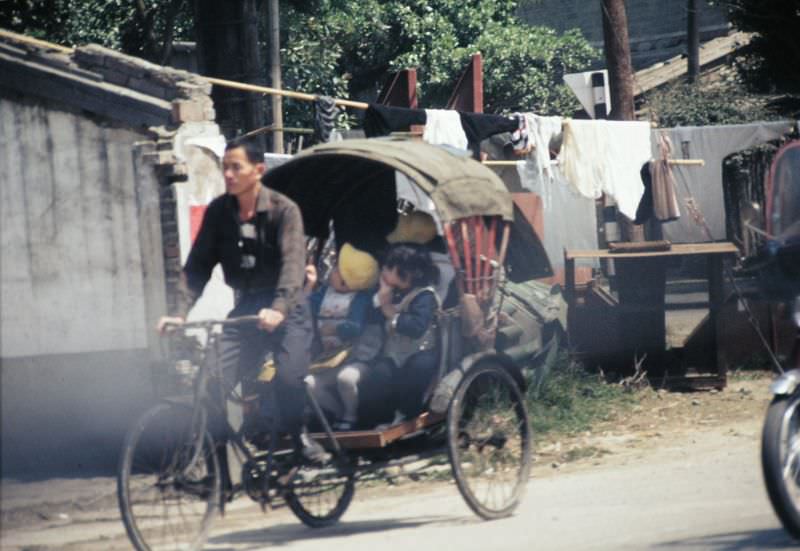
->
[[161, 316, 349, 508]]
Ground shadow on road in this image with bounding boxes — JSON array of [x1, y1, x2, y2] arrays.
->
[[208, 514, 462, 549], [655, 528, 797, 550]]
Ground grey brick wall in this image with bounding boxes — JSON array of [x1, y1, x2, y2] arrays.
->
[[517, 0, 729, 69]]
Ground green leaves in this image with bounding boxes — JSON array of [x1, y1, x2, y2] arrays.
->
[[643, 78, 778, 128], [281, 0, 598, 120], [724, 0, 800, 93], [4, 0, 600, 127]]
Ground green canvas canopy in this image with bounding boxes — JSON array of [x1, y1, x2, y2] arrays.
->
[[265, 138, 513, 223], [263, 138, 552, 281]]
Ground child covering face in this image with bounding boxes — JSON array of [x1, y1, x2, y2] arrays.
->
[[368, 242, 441, 427]]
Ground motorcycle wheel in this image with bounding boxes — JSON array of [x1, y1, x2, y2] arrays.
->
[[762, 390, 800, 540]]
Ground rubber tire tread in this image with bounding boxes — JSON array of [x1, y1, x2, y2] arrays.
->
[[117, 403, 220, 551], [447, 361, 532, 520], [285, 470, 356, 528], [762, 393, 800, 541]]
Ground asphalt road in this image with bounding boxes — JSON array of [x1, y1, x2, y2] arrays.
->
[[1, 415, 797, 550]]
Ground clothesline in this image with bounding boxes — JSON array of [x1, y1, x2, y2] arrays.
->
[[482, 159, 706, 166], [205, 76, 370, 110]]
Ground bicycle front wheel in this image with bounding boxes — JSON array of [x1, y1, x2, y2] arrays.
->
[[118, 403, 221, 551]]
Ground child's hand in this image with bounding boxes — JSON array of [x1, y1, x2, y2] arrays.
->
[[304, 264, 318, 293], [377, 277, 393, 306]]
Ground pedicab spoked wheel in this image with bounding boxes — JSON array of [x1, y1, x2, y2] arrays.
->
[[447, 360, 532, 519], [285, 457, 356, 528], [762, 390, 800, 540], [118, 403, 221, 551]]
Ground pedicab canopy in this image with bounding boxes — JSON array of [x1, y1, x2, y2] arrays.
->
[[263, 138, 552, 281]]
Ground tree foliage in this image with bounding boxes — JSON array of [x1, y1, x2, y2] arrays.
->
[[1, 0, 598, 129], [713, 0, 800, 93], [280, 0, 597, 126], [642, 76, 776, 128], [0, 0, 193, 64]]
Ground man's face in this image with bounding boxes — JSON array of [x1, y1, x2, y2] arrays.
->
[[222, 147, 265, 198]]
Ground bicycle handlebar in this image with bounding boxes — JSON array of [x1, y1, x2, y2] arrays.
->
[[163, 315, 261, 331]]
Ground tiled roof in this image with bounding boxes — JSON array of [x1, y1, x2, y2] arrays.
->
[[634, 31, 753, 96]]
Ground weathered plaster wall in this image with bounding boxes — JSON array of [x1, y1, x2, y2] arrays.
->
[[0, 96, 150, 357]]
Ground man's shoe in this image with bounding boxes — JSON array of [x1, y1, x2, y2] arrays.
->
[[374, 410, 406, 432], [332, 420, 354, 432], [299, 432, 331, 465]]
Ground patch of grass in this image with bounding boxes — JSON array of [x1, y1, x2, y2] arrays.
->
[[563, 446, 610, 463], [525, 351, 636, 439]]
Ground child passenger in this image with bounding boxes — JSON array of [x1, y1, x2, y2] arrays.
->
[[308, 243, 380, 431], [309, 243, 378, 354], [370, 242, 441, 426]]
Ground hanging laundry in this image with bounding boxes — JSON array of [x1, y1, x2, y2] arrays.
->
[[656, 121, 791, 243], [422, 109, 469, 150], [635, 133, 681, 224], [651, 134, 681, 222], [363, 103, 426, 137], [515, 113, 563, 207], [314, 96, 340, 143], [363, 103, 519, 159], [509, 114, 530, 154], [559, 119, 652, 220], [459, 112, 519, 158], [559, 119, 607, 200]]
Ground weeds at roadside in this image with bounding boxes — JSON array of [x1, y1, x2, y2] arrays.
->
[[525, 351, 638, 441]]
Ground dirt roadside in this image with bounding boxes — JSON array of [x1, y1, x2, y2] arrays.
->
[[529, 371, 774, 477], [0, 371, 777, 544]]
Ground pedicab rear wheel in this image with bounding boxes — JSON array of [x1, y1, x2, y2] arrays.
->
[[118, 403, 221, 551], [447, 360, 532, 519]]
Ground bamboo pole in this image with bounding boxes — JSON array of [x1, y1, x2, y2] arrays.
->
[[0, 29, 73, 53], [204, 76, 369, 110], [667, 159, 705, 166]]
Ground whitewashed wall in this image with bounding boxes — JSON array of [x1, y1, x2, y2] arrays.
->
[[0, 98, 150, 357]]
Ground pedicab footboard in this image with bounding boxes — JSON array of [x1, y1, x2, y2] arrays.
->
[[309, 412, 445, 449]]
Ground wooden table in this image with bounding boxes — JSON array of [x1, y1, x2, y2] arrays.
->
[[564, 242, 739, 389]]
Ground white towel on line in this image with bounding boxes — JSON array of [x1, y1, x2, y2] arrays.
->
[[559, 119, 652, 220], [423, 109, 469, 151]]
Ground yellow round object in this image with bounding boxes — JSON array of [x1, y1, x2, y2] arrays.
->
[[338, 243, 379, 290], [387, 211, 438, 244]]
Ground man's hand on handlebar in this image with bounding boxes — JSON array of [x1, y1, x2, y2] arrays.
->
[[157, 316, 185, 334], [257, 308, 285, 332]]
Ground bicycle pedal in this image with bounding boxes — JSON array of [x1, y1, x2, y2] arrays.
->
[[277, 466, 300, 487]]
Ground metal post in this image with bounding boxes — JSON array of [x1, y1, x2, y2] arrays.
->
[[687, 0, 700, 83], [267, 0, 283, 153]]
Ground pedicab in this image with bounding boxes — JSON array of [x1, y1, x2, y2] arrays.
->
[[117, 138, 541, 551]]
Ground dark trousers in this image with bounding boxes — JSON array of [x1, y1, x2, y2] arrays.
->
[[215, 293, 312, 439], [360, 349, 438, 423]]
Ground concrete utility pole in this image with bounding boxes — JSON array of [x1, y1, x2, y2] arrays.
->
[[687, 0, 700, 82], [267, 0, 283, 153], [195, 0, 266, 150], [600, 0, 643, 241], [600, 0, 635, 121]]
